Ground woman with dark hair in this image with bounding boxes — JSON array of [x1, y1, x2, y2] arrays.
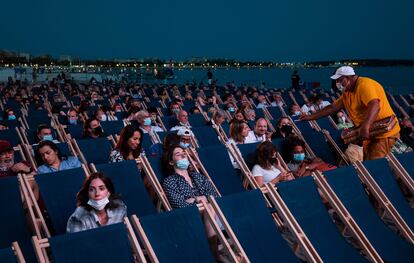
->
[[252, 141, 294, 186], [271, 117, 294, 139], [162, 145, 218, 209], [162, 145, 220, 258], [36, 140, 81, 174], [66, 172, 127, 233], [109, 125, 143, 163], [284, 136, 335, 177], [82, 118, 104, 139]]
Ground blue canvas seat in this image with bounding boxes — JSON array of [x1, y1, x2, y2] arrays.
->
[[101, 120, 125, 136], [75, 137, 113, 164], [39, 223, 135, 263], [197, 145, 245, 195], [278, 176, 368, 262], [36, 168, 87, 235], [192, 126, 222, 147], [323, 166, 414, 262], [135, 206, 216, 262], [94, 160, 157, 217], [215, 190, 299, 262], [0, 177, 36, 262], [362, 158, 414, 231]]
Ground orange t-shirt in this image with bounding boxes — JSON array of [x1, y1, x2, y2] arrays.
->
[[333, 77, 400, 138]]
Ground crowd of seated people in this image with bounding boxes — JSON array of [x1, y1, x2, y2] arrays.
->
[[3, 74, 413, 261]]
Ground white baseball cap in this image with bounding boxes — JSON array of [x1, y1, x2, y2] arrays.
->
[[330, 66, 356, 80]]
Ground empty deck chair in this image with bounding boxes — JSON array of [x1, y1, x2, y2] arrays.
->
[[267, 106, 283, 120], [323, 166, 414, 262], [0, 128, 24, 147], [131, 206, 216, 263], [160, 115, 178, 130], [395, 151, 414, 179], [197, 145, 245, 195], [192, 126, 222, 147], [101, 120, 125, 136], [315, 117, 337, 132], [212, 190, 299, 262], [188, 114, 207, 127], [0, 177, 36, 262], [0, 243, 24, 263], [93, 160, 157, 216], [360, 159, 414, 236], [277, 176, 368, 262], [301, 131, 339, 166], [73, 137, 114, 165], [35, 168, 87, 235], [65, 124, 84, 140], [33, 222, 141, 263]]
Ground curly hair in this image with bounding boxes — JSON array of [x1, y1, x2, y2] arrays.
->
[[254, 141, 278, 170]]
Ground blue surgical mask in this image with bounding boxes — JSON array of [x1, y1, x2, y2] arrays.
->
[[179, 142, 191, 149], [228, 107, 235, 112], [172, 108, 180, 114], [176, 158, 190, 170], [293, 153, 305, 162], [42, 135, 53, 141], [294, 111, 301, 116], [8, 115, 16, 120], [69, 119, 77, 125], [143, 117, 152, 126]]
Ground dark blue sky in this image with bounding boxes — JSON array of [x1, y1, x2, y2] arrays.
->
[[1, 0, 413, 61]]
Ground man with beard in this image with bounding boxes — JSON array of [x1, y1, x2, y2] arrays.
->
[[0, 140, 34, 178]]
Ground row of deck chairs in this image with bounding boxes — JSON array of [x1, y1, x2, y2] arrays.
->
[[2, 150, 414, 262]]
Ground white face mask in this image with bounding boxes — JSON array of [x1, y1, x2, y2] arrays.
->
[[87, 195, 110, 211], [336, 82, 346, 92], [100, 114, 107, 122]]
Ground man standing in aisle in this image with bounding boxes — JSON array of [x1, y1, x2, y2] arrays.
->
[[300, 66, 400, 160]]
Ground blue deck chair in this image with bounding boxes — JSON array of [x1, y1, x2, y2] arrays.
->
[[36, 168, 87, 235], [141, 133, 153, 153], [294, 120, 314, 134], [76, 137, 113, 164], [66, 124, 84, 139], [301, 131, 338, 166], [26, 115, 51, 130], [238, 142, 260, 170], [278, 176, 368, 262], [267, 106, 283, 120], [0, 246, 17, 263], [188, 114, 207, 127], [324, 166, 414, 262], [316, 117, 336, 132], [148, 155, 168, 182], [197, 145, 245, 195], [94, 161, 157, 217], [327, 129, 347, 152], [0, 177, 36, 262], [362, 158, 414, 231], [221, 124, 230, 137], [192, 126, 221, 147], [46, 223, 134, 263], [395, 151, 414, 179], [101, 120, 125, 136], [0, 128, 23, 147], [137, 206, 216, 262], [215, 190, 299, 262], [160, 115, 178, 130], [254, 108, 266, 119]]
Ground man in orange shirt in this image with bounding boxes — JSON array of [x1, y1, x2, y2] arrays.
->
[[300, 66, 400, 160]]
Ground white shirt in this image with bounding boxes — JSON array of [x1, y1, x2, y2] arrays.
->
[[245, 131, 266, 144], [140, 125, 163, 134], [252, 164, 281, 183], [256, 102, 268, 109], [301, 104, 315, 114], [316, 100, 331, 110]]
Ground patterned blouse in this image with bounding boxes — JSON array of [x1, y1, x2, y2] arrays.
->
[[109, 149, 125, 163], [162, 171, 219, 209]]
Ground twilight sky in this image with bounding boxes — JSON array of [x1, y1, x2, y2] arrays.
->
[[1, 0, 413, 61]]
